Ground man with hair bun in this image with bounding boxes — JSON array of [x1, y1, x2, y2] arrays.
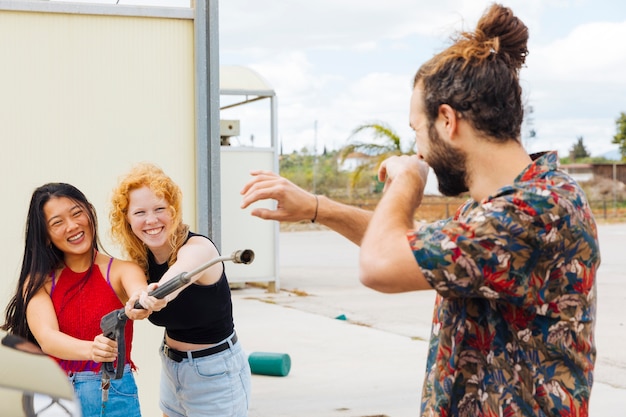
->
[[241, 3, 600, 416]]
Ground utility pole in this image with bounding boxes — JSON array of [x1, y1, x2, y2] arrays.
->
[[523, 104, 536, 149], [313, 120, 318, 194]]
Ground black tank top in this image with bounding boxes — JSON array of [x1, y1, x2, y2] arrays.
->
[[146, 232, 234, 344]]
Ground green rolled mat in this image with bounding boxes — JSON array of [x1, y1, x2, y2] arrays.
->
[[248, 352, 291, 377]]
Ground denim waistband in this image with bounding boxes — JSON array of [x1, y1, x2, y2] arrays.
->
[[67, 364, 132, 382]]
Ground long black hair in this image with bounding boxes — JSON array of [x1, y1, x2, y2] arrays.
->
[[1, 183, 100, 343]]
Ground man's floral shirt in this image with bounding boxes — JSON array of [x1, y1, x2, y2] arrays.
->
[[408, 152, 600, 417]]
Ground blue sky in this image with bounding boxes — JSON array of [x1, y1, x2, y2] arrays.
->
[[56, 0, 626, 160], [218, 0, 626, 160]]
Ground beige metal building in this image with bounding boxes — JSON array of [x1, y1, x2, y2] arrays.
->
[[0, 1, 278, 414]]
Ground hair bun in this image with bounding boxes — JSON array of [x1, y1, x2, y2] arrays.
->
[[476, 3, 528, 70]]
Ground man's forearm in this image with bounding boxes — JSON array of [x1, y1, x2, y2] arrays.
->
[[359, 170, 430, 292], [314, 195, 373, 246]]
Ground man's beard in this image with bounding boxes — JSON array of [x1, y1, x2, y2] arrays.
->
[[425, 124, 469, 197]]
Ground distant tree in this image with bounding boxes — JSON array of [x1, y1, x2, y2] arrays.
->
[[560, 156, 615, 165], [612, 112, 626, 161], [279, 150, 348, 196], [569, 136, 590, 161], [338, 121, 414, 190]]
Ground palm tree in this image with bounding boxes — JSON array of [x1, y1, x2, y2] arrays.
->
[[339, 121, 414, 190]]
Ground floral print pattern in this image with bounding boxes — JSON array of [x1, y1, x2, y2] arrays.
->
[[408, 152, 600, 417]]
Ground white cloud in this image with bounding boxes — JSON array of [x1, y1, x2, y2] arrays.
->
[[526, 117, 617, 156], [219, 0, 497, 55], [220, 0, 626, 157], [521, 18, 626, 157], [528, 21, 626, 83]]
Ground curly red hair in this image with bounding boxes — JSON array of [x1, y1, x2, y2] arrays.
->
[[109, 162, 188, 273]]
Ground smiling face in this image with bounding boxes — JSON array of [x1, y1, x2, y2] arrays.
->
[[43, 196, 93, 258], [126, 186, 173, 260]]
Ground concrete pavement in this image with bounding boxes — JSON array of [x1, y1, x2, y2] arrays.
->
[[232, 223, 626, 417]]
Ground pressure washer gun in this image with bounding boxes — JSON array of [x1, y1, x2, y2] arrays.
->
[[98, 249, 255, 403]]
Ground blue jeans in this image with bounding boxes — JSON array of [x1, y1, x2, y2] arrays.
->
[[159, 336, 251, 417], [69, 364, 141, 417]]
